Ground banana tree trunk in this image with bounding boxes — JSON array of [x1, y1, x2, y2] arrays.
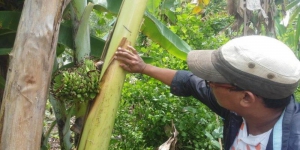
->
[[78, 0, 148, 149], [0, 0, 70, 149]]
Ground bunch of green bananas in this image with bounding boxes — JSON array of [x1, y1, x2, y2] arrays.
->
[[51, 59, 100, 103]]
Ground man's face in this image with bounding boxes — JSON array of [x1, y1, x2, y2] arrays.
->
[[206, 81, 244, 111]]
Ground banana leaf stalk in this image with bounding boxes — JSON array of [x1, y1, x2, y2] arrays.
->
[[70, 0, 93, 129], [70, 0, 92, 62], [78, 0, 148, 149]]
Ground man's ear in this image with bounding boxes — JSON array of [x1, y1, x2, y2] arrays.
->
[[239, 91, 256, 107]]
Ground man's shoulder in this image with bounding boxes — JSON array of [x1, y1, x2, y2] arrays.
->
[[289, 96, 300, 114], [284, 97, 300, 134], [281, 98, 300, 148]]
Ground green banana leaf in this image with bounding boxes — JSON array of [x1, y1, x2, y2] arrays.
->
[[295, 14, 300, 53], [73, 2, 94, 61], [1, 1, 191, 60], [58, 22, 74, 50], [0, 75, 5, 89], [142, 11, 191, 60], [56, 44, 66, 57], [91, 0, 122, 14], [0, 11, 20, 31], [0, 32, 16, 49], [0, 11, 21, 49], [147, 0, 177, 23], [0, 11, 105, 57], [288, 6, 300, 25], [0, 48, 12, 55], [0, 11, 20, 49], [147, 0, 161, 14], [59, 22, 105, 57], [274, 16, 287, 37], [90, 35, 105, 57], [286, 0, 300, 10], [161, 0, 177, 23], [92, 0, 191, 60]]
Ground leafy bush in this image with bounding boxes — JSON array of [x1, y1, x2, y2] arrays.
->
[[276, 16, 300, 102], [169, 3, 233, 50]]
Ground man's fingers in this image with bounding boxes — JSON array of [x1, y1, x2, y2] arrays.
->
[[115, 51, 132, 60], [127, 45, 138, 54], [115, 46, 143, 73], [117, 47, 134, 57], [120, 63, 131, 72], [115, 55, 131, 65]]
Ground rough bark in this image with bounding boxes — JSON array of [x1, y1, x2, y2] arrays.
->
[[0, 0, 70, 149]]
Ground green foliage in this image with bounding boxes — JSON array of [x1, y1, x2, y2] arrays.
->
[[169, 3, 233, 50], [295, 87, 300, 102], [89, 10, 115, 38], [90, 1, 193, 61], [204, 0, 227, 14], [0, 11, 106, 58], [275, 3, 300, 102], [0, 75, 5, 89], [147, 0, 178, 24], [276, 5, 300, 56], [0, 0, 24, 11], [277, 23, 299, 53], [0, 11, 21, 31], [42, 101, 59, 150], [110, 44, 223, 149]]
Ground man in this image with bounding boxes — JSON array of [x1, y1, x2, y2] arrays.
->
[[114, 35, 300, 149]]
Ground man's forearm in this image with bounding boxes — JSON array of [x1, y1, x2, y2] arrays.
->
[[142, 64, 177, 86]]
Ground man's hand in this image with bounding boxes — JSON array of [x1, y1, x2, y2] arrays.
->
[[114, 46, 147, 73], [115, 45, 176, 86]]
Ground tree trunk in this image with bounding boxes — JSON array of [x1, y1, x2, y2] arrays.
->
[[0, 0, 70, 149]]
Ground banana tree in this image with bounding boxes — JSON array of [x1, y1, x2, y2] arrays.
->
[[0, 0, 192, 149]]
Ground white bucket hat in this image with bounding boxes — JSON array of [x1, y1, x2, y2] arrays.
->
[[187, 35, 300, 99]]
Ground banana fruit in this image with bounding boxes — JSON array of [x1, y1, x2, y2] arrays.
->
[[51, 59, 100, 103]]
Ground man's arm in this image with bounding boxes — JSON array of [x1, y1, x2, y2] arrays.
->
[[114, 46, 228, 117], [114, 46, 176, 86], [141, 64, 176, 86]]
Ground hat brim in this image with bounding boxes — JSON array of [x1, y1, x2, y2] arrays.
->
[[187, 50, 229, 83]]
